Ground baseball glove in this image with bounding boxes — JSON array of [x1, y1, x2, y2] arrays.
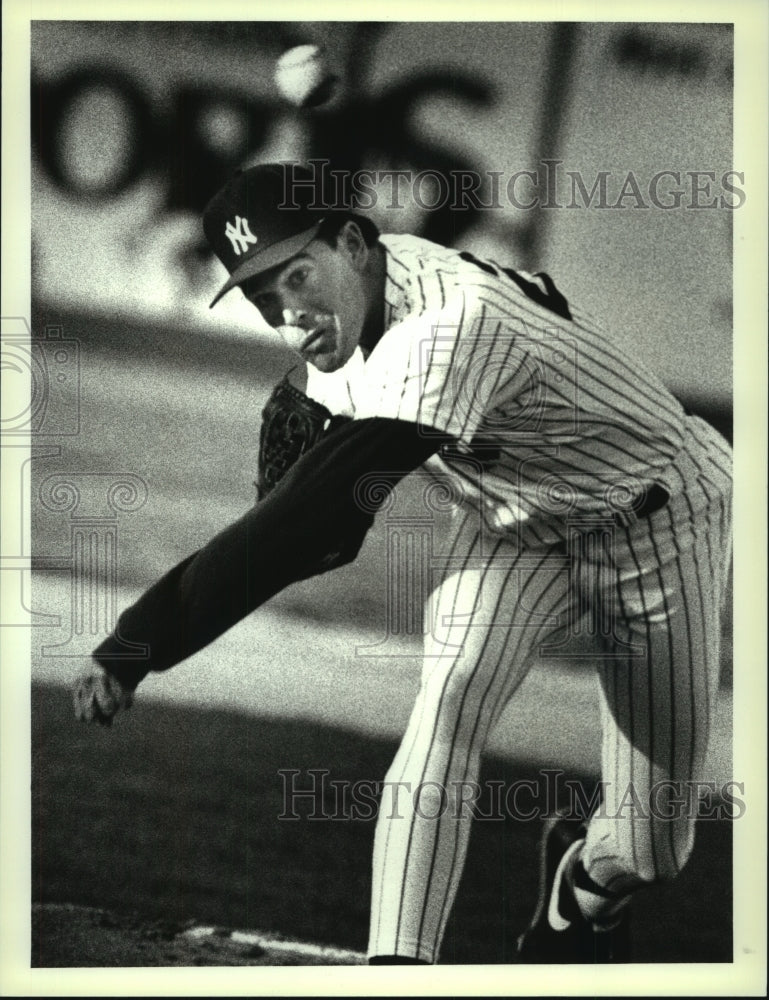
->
[[256, 376, 351, 501]]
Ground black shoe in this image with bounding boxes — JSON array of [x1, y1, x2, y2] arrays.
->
[[516, 813, 632, 964]]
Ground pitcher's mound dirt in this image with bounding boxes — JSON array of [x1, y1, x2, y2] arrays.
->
[[32, 903, 366, 966]]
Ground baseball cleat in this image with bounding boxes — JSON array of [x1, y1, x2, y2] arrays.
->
[[516, 813, 632, 964]]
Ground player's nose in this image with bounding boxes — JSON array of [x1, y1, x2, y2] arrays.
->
[[281, 307, 311, 329], [258, 290, 311, 330]]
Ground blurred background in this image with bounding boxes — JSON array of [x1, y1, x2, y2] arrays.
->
[[30, 21, 733, 405], [23, 20, 734, 965]]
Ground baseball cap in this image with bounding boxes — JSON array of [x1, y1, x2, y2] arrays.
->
[[203, 163, 326, 308]]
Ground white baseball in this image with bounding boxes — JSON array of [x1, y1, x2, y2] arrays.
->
[[274, 44, 336, 107]]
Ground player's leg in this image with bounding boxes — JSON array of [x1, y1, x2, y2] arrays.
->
[[579, 487, 732, 918], [367, 507, 571, 963], [517, 485, 732, 962]]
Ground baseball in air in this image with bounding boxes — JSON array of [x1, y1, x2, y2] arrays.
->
[[274, 45, 338, 107]]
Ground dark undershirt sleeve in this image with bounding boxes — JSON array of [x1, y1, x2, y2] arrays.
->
[[92, 417, 452, 689]]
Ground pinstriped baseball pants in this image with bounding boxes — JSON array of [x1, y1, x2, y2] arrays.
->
[[367, 420, 732, 963]]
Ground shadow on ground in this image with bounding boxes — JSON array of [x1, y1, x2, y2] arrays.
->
[[32, 683, 732, 966]]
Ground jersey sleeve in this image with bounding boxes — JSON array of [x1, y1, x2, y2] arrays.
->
[[92, 415, 451, 688], [354, 287, 524, 444]]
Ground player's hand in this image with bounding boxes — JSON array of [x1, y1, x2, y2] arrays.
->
[[73, 662, 134, 726]]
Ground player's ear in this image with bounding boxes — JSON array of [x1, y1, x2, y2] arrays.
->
[[338, 220, 368, 271]]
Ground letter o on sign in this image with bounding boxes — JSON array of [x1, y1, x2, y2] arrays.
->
[[32, 66, 154, 199]]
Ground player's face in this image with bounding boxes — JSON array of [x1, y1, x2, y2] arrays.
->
[[243, 227, 368, 373]]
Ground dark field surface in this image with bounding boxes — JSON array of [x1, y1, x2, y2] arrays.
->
[[32, 683, 732, 966]]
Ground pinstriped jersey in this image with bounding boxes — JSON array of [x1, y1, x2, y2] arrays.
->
[[306, 233, 728, 544]]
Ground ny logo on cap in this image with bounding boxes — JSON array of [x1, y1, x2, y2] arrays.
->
[[225, 216, 258, 256]]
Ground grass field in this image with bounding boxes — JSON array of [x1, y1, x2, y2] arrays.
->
[[32, 682, 732, 966]]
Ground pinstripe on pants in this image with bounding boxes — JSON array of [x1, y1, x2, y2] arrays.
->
[[367, 418, 732, 963]]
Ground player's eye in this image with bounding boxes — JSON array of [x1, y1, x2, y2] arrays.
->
[[286, 267, 309, 290]]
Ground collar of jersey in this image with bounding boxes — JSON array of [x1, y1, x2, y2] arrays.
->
[[381, 237, 413, 327]]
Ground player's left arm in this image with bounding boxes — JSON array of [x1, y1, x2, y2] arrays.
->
[[78, 414, 453, 721]]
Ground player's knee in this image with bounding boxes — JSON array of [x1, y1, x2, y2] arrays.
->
[[412, 780, 449, 819], [418, 660, 484, 724]]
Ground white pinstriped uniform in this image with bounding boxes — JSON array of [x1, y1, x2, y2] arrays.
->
[[307, 233, 732, 963]]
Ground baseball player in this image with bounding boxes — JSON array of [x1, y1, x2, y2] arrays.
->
[[74, 163, 732, 965]]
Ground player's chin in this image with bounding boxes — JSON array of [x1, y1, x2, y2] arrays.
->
[[306, 350, 344, 374]]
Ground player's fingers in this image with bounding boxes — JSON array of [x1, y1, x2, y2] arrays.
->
[[95, 707, 114, 728], [73, 676, 93, 721], [88, 689, 117, 726], [73, 673, 112, 723], [74, 688, 96, 723], [72, 684, 83, 720], [102, 673, 134, 716], [73, 666, 132, 723], [94, 678, 118, 718], [91, 690, 108, 723]]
